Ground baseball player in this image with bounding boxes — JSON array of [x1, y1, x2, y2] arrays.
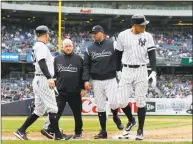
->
[[115, 14, 156, 140], [83, 25, 124, 139], [14, 25, 72, 140], [41, 39, 84, 139]]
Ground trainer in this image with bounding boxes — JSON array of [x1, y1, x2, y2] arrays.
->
[[41, 39, 84, 139]]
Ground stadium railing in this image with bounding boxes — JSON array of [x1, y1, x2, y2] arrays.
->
[[11, 1, 192, 10]]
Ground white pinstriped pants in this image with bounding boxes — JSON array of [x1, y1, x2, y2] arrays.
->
[[118, 66, 148, 108], [32, 76, 58, 116], [92, 78, 119, 112]]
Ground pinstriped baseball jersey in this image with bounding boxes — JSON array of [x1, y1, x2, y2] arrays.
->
[[32, 42, 54, 77], [116, 29, 155, 108], [32, 76, 58, 116], [31, 41, 58, 116], [116, 29, 155, 65]]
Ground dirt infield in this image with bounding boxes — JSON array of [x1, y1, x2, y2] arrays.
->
[[2, 125, 192, 142]]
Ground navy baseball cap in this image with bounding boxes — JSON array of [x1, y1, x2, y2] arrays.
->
[[35, 25, 50, 36], [131, 14, 149, 26], [90, 25, 104, 33]]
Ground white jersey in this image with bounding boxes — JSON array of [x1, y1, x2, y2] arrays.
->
[[116, 29, 155, 65], [32, 42, 54, 77]]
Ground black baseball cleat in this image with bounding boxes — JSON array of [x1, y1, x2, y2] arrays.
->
[[94, 130, 107, 139], [123, 118, 137, 136], [63, 134, 74, 140], [54, 132, 73, 140], [14, 129, 28, 140], [40, 129, 54, 139], [72, 134, 82, 139], [136, 129, 144, 140], [113, 116, 124, 130]]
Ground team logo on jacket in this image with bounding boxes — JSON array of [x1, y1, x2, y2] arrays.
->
[[57, 64, 77, 72], [91, 50, 112, 59]]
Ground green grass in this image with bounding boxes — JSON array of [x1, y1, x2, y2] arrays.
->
[[2, 115, 192, 119], [2, 116, 192, 144], [2, 141, 192, 144], [2, 116, 192, 133]]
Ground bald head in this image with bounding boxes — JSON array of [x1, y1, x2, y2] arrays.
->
[[62, 39, 73, 46], [62, 39, 73, 55]]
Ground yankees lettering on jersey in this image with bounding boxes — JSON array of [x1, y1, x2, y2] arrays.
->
[[116, 29, 155, 65], [83, 39, 117, 81], [57, 64, 78, 72], [54, 53, 84, 94], [91, 50, 112, 59]]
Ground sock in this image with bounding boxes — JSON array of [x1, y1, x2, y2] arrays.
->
[[137, 107, 146, 131], [47, 124, 54, 132], [98, 112, 106, 132], [49, 113, 60, 135], [121, 104, 133, 122], [111, 108, 118, 118], [47, 111, 63, 132], [19, 113, 39, 133]]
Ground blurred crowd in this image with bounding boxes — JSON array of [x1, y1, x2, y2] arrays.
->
[[1, 24, 36, 54], [156, 75, 192, 99], [1, 24, 192, 62], [1, 71, 192, 103], [1, 24, 92, 57], [1, 72, 34, 104], [1, 24, 192, 103], [151, 29, 192, 61]]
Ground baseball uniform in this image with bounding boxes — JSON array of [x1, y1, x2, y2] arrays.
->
[[14, 25, 72, 141], [83, 25, 124, 139], [115, 14, 156, 140]]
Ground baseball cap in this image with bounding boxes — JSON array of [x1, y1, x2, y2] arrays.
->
[[35, 25, 50, 36], [90, 25, 104, 33], [131, 14, 149, 26]]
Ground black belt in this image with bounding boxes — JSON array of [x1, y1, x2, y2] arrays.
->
[[123, 64, 145, 68], [35, 74, 44, 76]]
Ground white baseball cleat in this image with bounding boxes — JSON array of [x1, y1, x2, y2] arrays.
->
[[123, 118, 137, 136], [136, 129, 144, 140], [112, 134, 135, 140]]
